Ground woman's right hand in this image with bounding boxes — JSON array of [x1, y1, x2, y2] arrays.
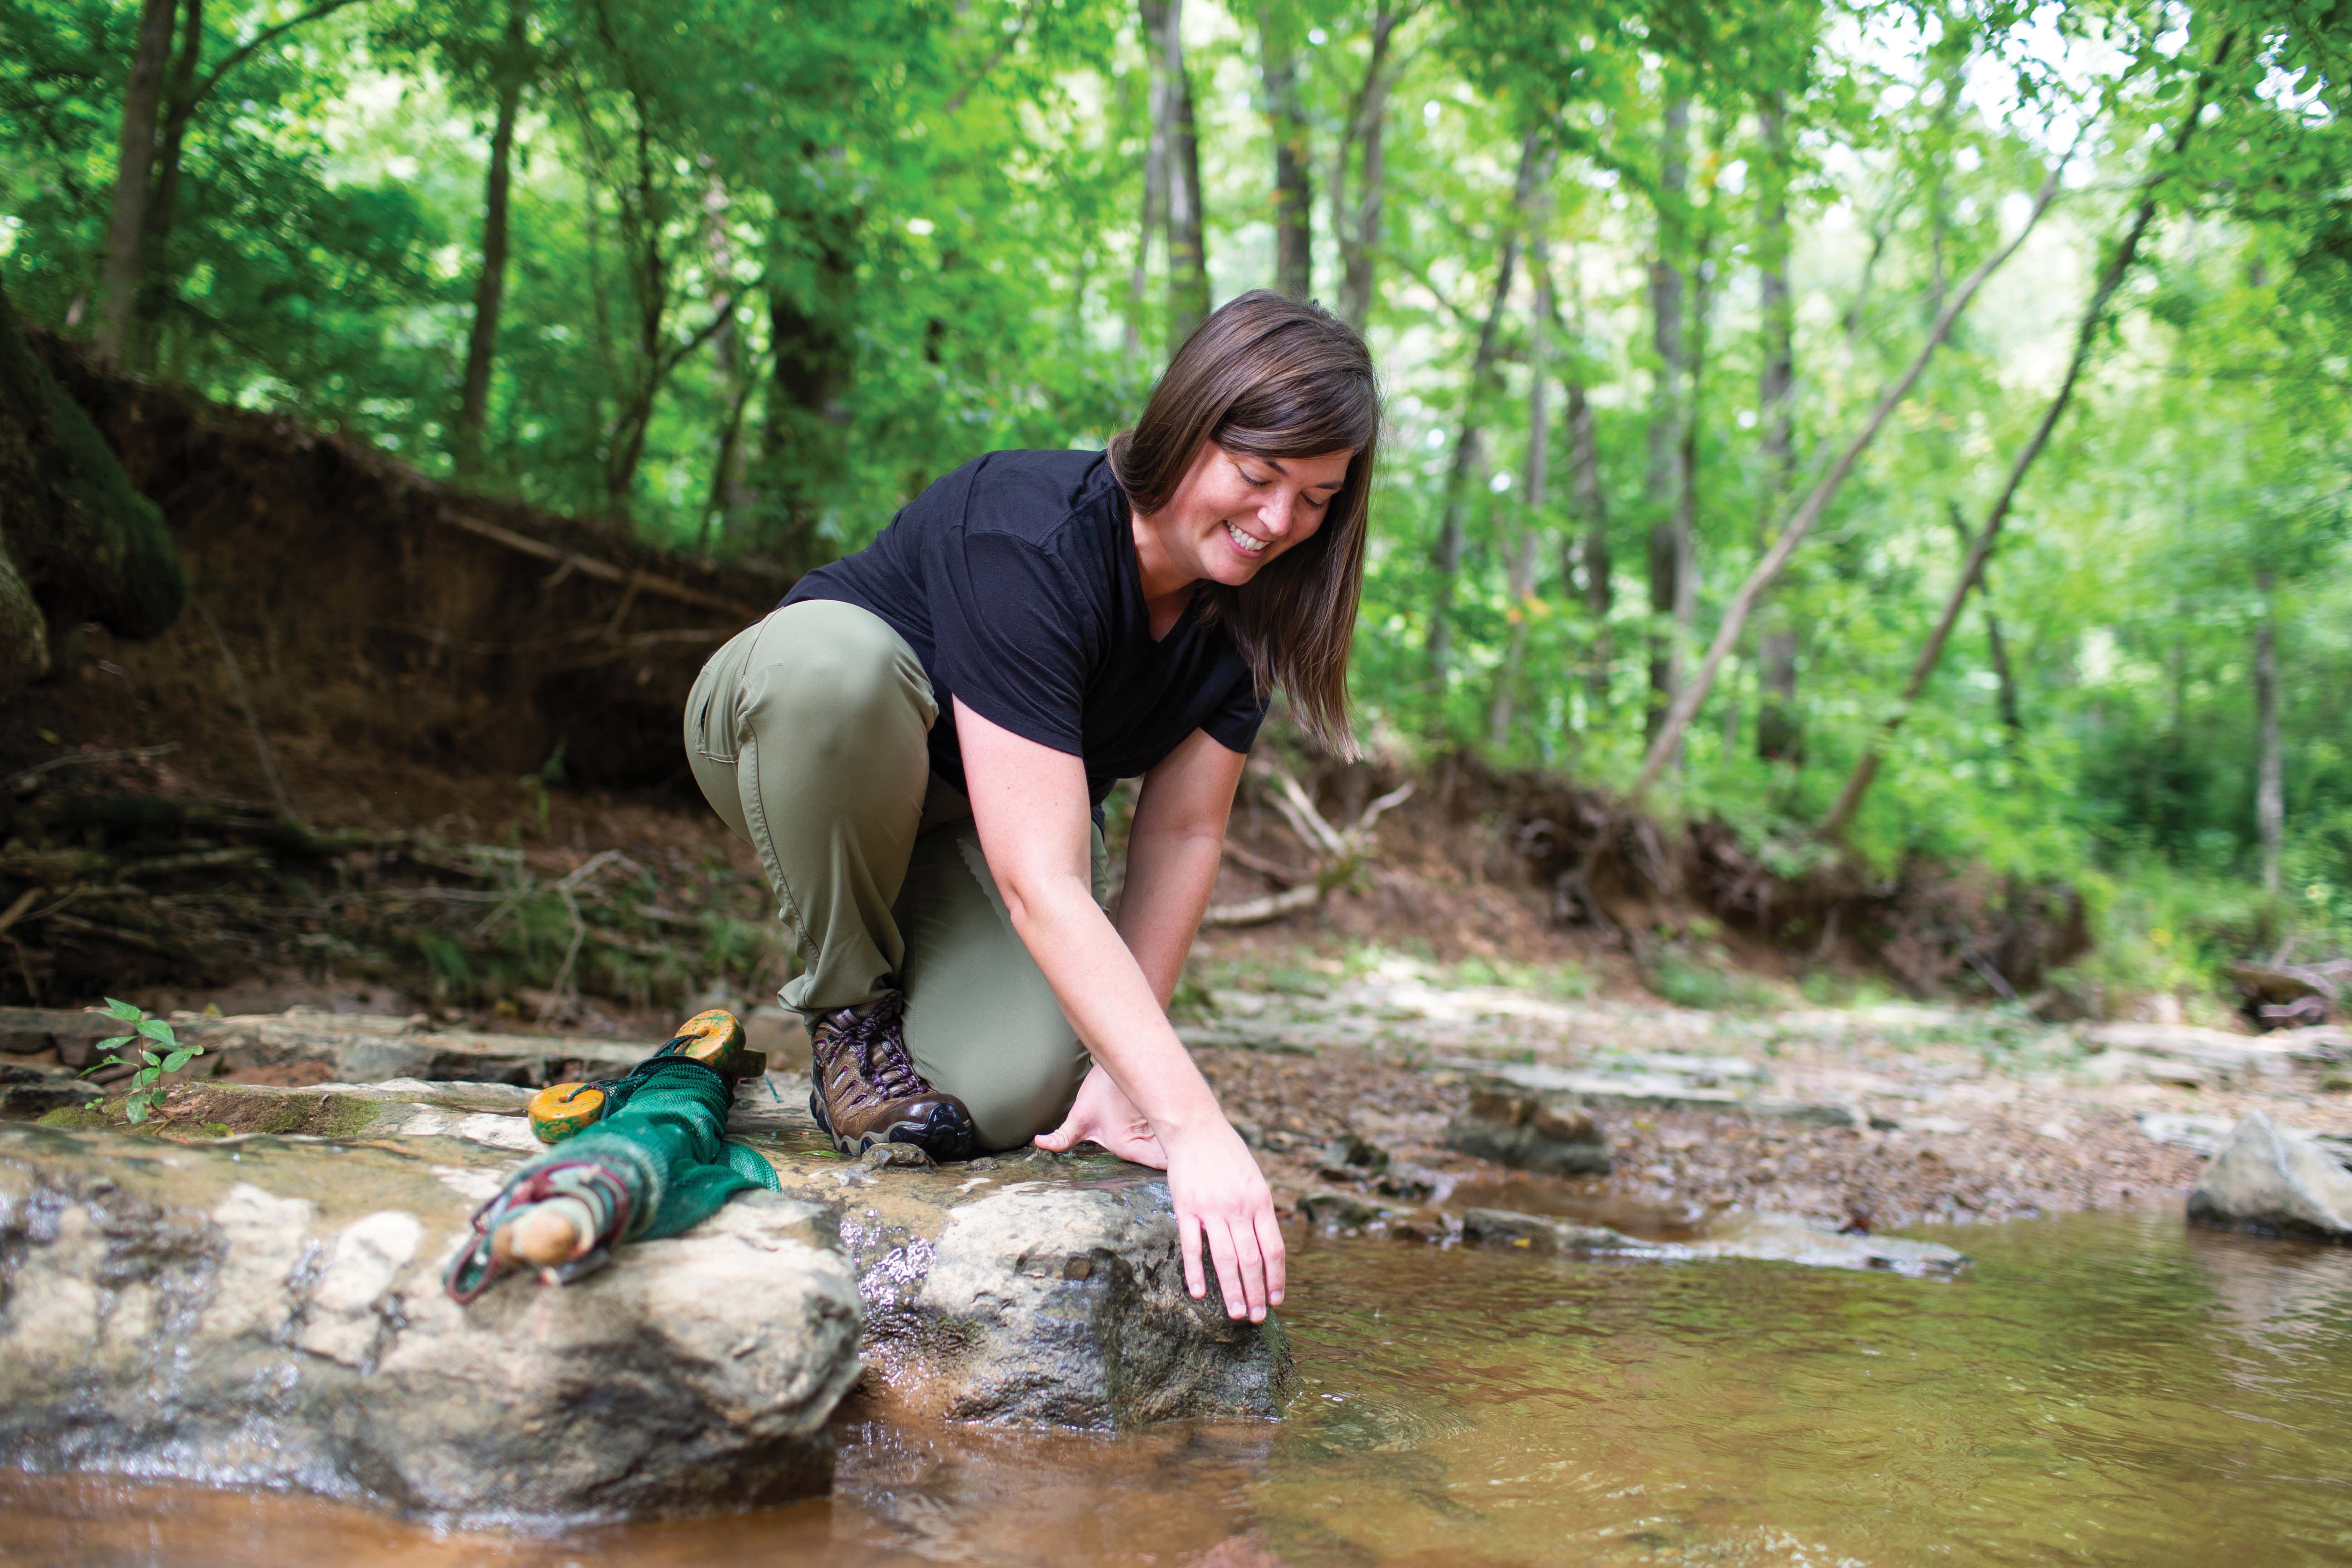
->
[[1161, 1117, 1286, 1323]]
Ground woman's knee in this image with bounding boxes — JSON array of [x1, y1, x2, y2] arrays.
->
[[737, 603, 934, 759], [908, 1003, 1087, 1152]]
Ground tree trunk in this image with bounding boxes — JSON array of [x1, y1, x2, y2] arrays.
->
[[696, 176, 755, 548], [1332, 3, 1402, 335], [1643, 94, 1690, 739], [1162, 0, 1210, 349], [1754, 93, 1802, 763], [1943, 499, 2021, 741], [1564, 374, 1610, 713], [1489, 209, 1553, 752], [455, 12, 529, 480], [1816, 40, 2232, 838], [1260, 5, 1312, 299], [1668, 206, 1712, 761], [130, 0, 202, 370], [1427, 132, 1541, 682], [1128, 2, 1170, 361], [1984, 603, 2021, 736], [2255, 569, 2283, 893], [1627, 152, 2071, 807], [762, 210, 858, 572], [94, 0, 179, 366]]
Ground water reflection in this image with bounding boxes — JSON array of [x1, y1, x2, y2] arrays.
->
[[7, 1210, 2352, 1566]]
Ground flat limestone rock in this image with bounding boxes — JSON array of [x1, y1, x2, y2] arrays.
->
[[1443, 1058, 1859, 1127], [2082, 1023, 2324, 1086], [1461, 1205, 1966, 1279], [2187, 1110, 2352, 1242], [12, 1073, 1293, 1443], [0, 1006, 643, 1086], [0, 1120, 861, 1524]]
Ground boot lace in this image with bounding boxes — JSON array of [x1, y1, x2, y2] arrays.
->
[[853, 993, 931, 1099]]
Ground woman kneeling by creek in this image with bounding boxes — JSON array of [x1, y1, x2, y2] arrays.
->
[[683, 291, 1379, 1325]]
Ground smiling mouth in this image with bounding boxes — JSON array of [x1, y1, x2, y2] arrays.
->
[[1223, 521, 1268, 556]]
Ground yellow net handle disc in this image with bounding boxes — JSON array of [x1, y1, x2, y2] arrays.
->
[[669, 1009, 764, 1078], [529, 1082, 607, 1144]]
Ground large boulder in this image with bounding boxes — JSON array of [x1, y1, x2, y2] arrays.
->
[[0, 277, 185, 697], [2187, 1110, 2352, 1242], [730, 1088, 1294, 1429], [0, 1117, 862, 1524]]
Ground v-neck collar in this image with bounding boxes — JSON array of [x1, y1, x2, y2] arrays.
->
[[1112, 476, 1200, 647]]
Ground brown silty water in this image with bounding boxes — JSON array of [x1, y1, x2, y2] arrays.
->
[[6, 1207, 2350, 1567]]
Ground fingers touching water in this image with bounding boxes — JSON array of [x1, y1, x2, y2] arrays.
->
[[1035, 1067, 1284, 1322], [1165, 1121, 1286, 1323]]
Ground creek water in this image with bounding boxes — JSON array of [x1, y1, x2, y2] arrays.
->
[[6, 1207, 2349, 1567]]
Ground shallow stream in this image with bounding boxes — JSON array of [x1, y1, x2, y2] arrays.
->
[[7, 1208, 2349, 1566]]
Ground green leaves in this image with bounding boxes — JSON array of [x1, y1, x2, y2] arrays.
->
[[76, 998, 202, 1127]]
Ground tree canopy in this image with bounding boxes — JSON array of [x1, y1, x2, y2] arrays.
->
[[4, 0, 2348, 971]]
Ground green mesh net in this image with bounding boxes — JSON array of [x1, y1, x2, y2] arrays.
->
[[446, 1057, 779, 1301]]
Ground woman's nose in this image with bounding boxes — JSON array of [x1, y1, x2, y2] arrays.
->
[[1258, 491, 1294, 536]]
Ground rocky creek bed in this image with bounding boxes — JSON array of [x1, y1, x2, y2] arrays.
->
[[2, 973, 2347, 1534], [1173, 960, 2352, 1240]]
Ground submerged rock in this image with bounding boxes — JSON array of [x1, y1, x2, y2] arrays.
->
[[2187, 1110, 2352, 1242], [1443, 1087, 1612, 1176], [1460, 1205, 1966, 1279], [0, 1120, 861, 1524]]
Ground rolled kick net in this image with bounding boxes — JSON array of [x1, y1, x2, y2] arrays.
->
[[445, 1009, 780, 1303]]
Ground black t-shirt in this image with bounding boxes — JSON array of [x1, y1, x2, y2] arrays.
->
[[782, 448, 1267, 808]]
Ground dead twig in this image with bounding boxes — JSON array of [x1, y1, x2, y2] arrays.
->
[[191, 595, 301, 826], [1203, 769, 1413, 928], [5, 743, 181, 794]]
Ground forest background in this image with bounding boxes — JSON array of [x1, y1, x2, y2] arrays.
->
[[2, 0, 2348, 1007]]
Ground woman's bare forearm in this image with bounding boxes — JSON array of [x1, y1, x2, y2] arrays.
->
[[1114, 823, 1224, 1007]]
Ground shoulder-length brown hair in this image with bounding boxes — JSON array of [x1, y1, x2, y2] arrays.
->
[[1109, 290, 1380, 760]]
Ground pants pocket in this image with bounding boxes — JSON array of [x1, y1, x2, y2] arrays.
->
[[686, 619, 764, 765]]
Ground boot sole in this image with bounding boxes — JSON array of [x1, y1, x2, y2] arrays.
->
[[809, 1088, 977, 1163]]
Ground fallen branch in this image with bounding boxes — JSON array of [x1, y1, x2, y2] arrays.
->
[[1203, 769, 1413, 928], [437, 510, 764, 622]]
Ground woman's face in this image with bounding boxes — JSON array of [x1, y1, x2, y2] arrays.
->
[[1148, 442, 1353, 591]]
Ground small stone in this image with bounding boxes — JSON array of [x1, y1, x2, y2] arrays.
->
[[1461, 1207, 1643, 1255], [862, 1141, 934, 1169], [1443, 1088, 1611, 1176], [2188, 1110, 2352, 1242], [1298, 1189, 1401, 1234], [1376, 1166, 1438, 1201], [1316, 1130, 1391, 1174]]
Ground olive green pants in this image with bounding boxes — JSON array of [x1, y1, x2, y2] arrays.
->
[[684, 600, 1102, 1151]]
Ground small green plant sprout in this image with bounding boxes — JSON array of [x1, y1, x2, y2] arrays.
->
[[82, 998, 203, 1124]]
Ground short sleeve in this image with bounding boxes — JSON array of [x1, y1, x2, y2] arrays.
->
[[1200, 667, 1269, 755], [929, 527, 1102, 755]]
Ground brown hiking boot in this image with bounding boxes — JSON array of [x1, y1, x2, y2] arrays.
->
[[807, 992, 977, 1162]]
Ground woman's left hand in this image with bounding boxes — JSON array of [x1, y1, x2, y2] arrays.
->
[[1036, 1063, 1167, 1168]]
